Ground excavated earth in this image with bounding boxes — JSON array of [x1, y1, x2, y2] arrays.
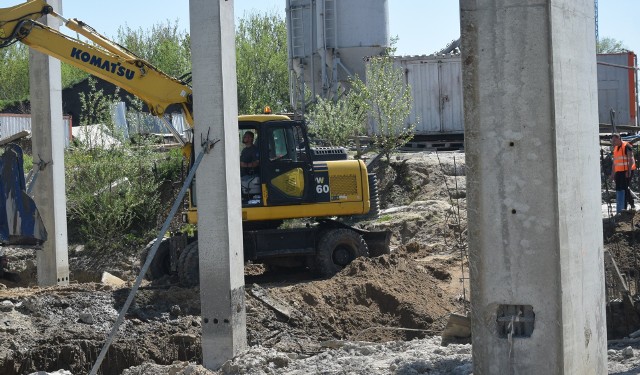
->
[[1, 151, 640, 374]]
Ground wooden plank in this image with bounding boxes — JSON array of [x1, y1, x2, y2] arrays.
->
[[0, 130, 30, 146]]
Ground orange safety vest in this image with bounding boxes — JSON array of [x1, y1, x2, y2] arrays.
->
[[614, 141, 637, 172]]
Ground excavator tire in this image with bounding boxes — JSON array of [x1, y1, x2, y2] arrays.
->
[[177, 241, 200, 287], [140, 238, 171, 280], [313, 228, 369, 277]]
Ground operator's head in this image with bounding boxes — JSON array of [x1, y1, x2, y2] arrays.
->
[[612, 133, 622, 147], [243, 131, 254, 145]]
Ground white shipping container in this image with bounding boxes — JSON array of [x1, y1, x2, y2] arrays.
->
[[368, 55, 465, 136]]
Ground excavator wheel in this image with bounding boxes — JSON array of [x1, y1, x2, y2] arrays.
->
[[177, 241, 200, 287], [313, 229, 369, 277], [140, 237, 171, 280]]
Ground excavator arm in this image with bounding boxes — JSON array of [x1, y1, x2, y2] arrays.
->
[[0, 0, 196, 246], [0, 0, 194, 126]]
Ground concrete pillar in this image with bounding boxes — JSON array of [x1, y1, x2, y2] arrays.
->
[[189, 0, 246, 369], [30, 0, 69, 286], [460, 0, 606, 373]]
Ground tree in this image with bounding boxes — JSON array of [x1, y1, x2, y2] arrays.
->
[[0, 44, 89, 109], [117, 20, 191, 79], [236, 11, 290, 115], [351, 55, 416, 162], [61, 64, 90, 88], [0, 44, 29, 105], [597, 37, 628, 54], [306, 93, 367, 148], [78, 77, 120, 128]]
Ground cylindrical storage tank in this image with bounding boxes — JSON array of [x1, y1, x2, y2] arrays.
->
[[333, 0, 389, 81], [286, 0, 389, 109]]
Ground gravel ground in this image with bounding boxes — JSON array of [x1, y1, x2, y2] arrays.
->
[[29, 339, 640, 374]]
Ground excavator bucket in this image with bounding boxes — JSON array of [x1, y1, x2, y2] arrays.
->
[[0, 144, 47, 245]]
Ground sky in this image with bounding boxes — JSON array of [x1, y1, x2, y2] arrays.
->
[[55, 0, 640, 58]]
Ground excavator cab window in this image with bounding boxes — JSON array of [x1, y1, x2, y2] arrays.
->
[[267, 125, 310, 163], [268, 127, 295, 162]]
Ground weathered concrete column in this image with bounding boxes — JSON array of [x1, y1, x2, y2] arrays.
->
[[30, 0, 69, 286], [460, 0, 606, 373], [189, 0, 247, 369]]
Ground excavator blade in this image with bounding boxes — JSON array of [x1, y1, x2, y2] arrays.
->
[[0, 144, 47, 245]]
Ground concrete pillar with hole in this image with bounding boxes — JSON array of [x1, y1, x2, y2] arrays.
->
[[460, 0, 607, 373], [30, 0, 69, 286], [189, 0, 247, 369]]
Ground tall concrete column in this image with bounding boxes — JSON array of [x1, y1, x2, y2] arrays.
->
[[30, 0, 69, 286], [460, 0, 606, 373], [189, 0, 246, 369]]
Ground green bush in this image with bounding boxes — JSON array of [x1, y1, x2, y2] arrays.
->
[[66, 148, 150, 251], [153, 147, 183, 182], [22, 153, 33, 172], [65, 145, 184, 254]]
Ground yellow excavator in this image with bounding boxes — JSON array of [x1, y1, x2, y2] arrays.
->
[[0, 0, 389, 284]]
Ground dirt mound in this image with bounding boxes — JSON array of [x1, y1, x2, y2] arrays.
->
[[373, 152, 466, 210], [267, 246, 467, 343]]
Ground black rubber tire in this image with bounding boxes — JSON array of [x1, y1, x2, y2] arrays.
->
[[140, 238, 171, 280], [177, 241, 200, 287], [314, 229, 369, 277], [367, 173, 380, 218]]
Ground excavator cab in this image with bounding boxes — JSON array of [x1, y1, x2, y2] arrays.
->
[[238, 117, 315, 207]]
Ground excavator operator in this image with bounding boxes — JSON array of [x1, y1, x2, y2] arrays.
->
[[240, 131, 259, 176]]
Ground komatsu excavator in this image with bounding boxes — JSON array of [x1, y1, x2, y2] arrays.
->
[[0, 0, 389, 284]]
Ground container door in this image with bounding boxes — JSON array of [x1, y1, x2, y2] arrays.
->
[[438, 59, 464, 133], [406, 61, 441, 134]]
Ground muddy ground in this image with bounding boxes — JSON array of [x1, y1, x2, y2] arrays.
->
[[1, 151, 639, 374]]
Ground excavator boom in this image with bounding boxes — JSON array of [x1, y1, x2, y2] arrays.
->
[[0, 0, 194, 125]]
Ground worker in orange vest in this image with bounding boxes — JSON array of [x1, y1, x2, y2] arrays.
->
[[610, 133, 636, 213]]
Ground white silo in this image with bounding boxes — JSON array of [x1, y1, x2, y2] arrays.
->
[[286, 0, 389, 112]]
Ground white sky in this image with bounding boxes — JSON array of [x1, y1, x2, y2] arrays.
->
[[57, 0, 639, 57]]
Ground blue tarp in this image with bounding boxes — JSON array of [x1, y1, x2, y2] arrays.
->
[[0, 144, 47, 245]]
